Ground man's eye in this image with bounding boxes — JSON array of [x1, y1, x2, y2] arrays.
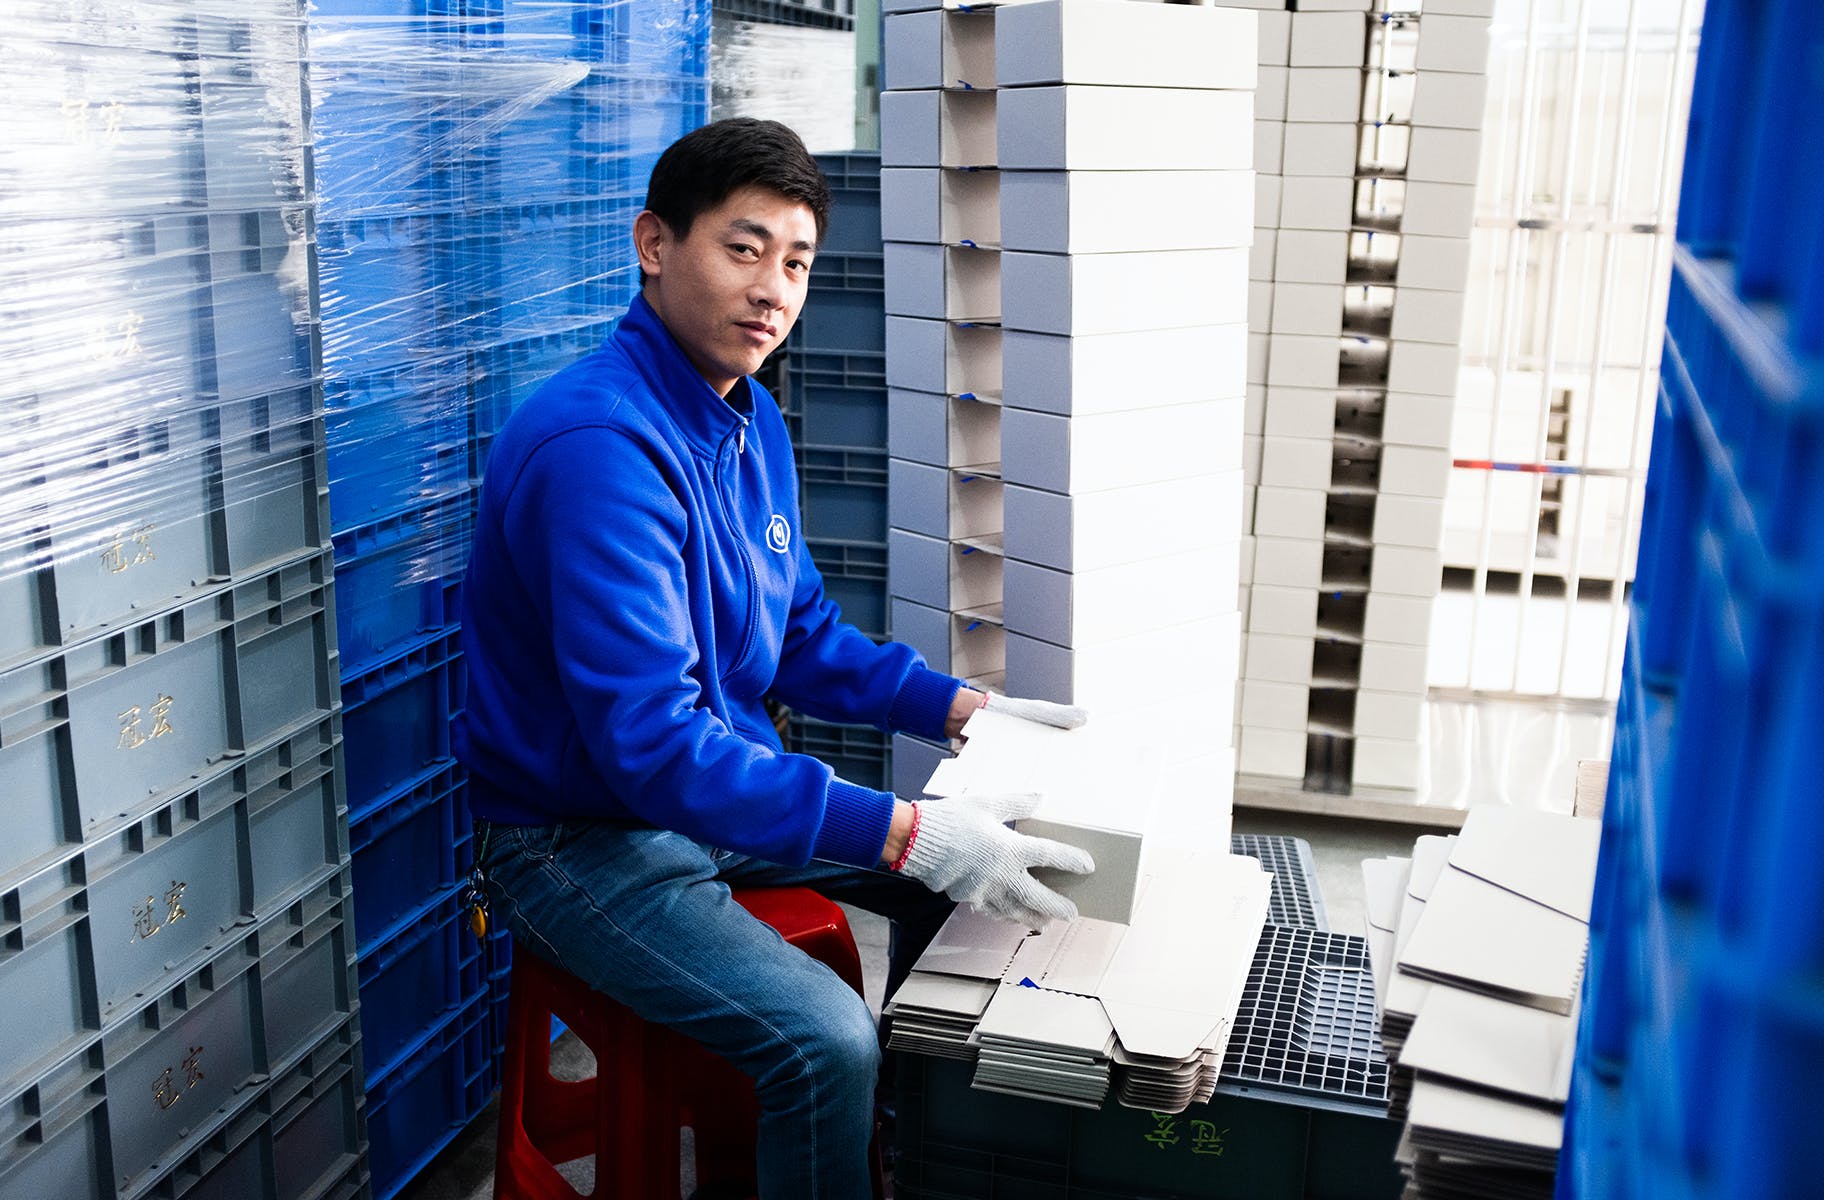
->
[[730, 243, 759, 257], [788, 259, 810, 273]]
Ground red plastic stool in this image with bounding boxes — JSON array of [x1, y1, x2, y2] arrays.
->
[[492, 886, 886, 1200]]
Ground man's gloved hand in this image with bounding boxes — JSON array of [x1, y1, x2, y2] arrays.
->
[[984, 692, 1089, 730], [899, 793, 1094, 927]]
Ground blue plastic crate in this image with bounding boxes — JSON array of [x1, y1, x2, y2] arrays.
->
[[339, 633, 464, 808], [331, 487, 472, 674], [486, 198, 631, 338], [787, 715, 890, 791], [323, 360, 470, 532], [784, 349, 888, 450], [315, 212, 470, 372], [356, 887, 486, 1084], [800, 446, 888, 544], [350, 762, 470, 952], [814, 151, 882, 258], [805, 536, 888, 640], [1675, 0, 1824, 355], [364, 987, 495, 1200]]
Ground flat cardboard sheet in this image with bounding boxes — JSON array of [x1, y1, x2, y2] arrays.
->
[[1400, 984, 1577, 1105], [1396, 864, 1587, 1014], [1446, 806, 1602, 921]]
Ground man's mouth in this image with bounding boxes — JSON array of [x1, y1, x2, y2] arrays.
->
[[737, 320, 777, 338]]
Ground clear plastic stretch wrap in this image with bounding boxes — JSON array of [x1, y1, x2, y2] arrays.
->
[[0, 0, 710, 675], [0, 0, 323, 664], [711, 18, 858, 154], [309, 0, 709, 673]]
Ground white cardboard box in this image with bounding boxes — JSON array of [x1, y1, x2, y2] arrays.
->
[[893, 598, 1007, 681], [883, 9, 996, 93], [1245, 384, 1267, 435], [1258, 435, 1334, 490], [1254, 173, 1283, 228], [1281, 121, 1360, 177], [1257, 9, 1292, 65], [1382, 391, 1455, 448], [889, 528, 1005, 612], [1000, 397, 1243, 495], [1250, 226, 1279, 281], [1289, 11, 1367, 68], [1001, 248, 1249, 335], [1242, 431, 1263, 488], [1407, 126, 1484, 186], [1249, 278, 1275, 330], [996, 0, 1257, 90], [1252, 119, 1285, 176], [1256, 65, 1289, 121], [1409, 70, 1491, 130], [1352, 736, 1422, 789], [998, 86, 1253, 171], [1000, 170, 1253, 254], [1264, 384, 1340, 439], [885, 315, 1002, 395], [1004, 473, 1244, 571], [1416, 15, 1493, 75], [880, 88, 1000, 169], [1251, 485, 1327, 539], [1274, 229, 1350, 285], [891, 595, 954, 673], [1386, 340, 1462, 398], [1238, 723, 1307, 779], [1267, 332, 1343, 390], [1003, 547, 1238, 648], [1269, 282, 1345, 337], [1369, 543, 1444, 597], [1285, 67, 1364, 123], [1396, 234, 1472, 291], [1247, 330, 1269, 386], [1352, 688, 1425, 741], [1363, 591, 1434, 647], [1372, 493, 1446, 548], [1251, 535, 1324, 589], [880, 166, 1001, 246], [1360, 641, 1430, 694], [1276, 175, 1355, 231], [1246, 584, 1319, 638], [1240, 678, 1311, 731], [1380, 443, 1453, 498], [1002, 324, 1248, 414], [889, 458, 1006, 540], [885, 242, 1001, 321], [1390, 286, 1467, 345], [1403, 180, 1477, 239], [1006, 613, 1241, 709], [887, 388, 1002, 468]]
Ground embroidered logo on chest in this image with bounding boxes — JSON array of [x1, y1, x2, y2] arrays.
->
[[766, 514, 791, 554]]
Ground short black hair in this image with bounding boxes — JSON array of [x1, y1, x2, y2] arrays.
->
[[642, 118, 831, 246]]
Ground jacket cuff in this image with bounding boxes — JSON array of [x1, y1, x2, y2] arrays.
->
[[813, 778, 898, 867], [887, 665, 965, 742]]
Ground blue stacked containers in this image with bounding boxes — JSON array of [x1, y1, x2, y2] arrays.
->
[[1562, 4, 1824, 1197], [781, 152, 894, 789], [307, 3, 710, 1193]]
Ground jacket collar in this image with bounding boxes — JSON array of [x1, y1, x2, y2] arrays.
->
[[614, 294, 753, 457]]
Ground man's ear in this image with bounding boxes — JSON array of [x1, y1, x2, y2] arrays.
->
[[633, 210, 667, 279]]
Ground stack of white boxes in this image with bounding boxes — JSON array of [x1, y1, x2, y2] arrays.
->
[[882, 0, 1257, 835], [1235, 0, 1494, 793]]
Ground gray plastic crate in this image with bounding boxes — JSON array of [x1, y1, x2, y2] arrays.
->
[[1231, 834, 1329, 931], [0, 551, 342, 864], [0, 866, 361, 1200]]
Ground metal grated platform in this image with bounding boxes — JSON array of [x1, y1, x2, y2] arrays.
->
[[1231, 833, 1329, 931], [1219, 925, 1390, 1112]]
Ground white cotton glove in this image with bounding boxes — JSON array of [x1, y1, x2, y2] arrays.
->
[[983, 691, 1089, 730], [900, 793, 1095, 928]]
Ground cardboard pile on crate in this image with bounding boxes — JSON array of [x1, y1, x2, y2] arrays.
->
[[1363, 806, 1598, 1199], [887, 710, 1271, 1112], [0, 5, 369, 1198], [882, 0, 1252, 842]]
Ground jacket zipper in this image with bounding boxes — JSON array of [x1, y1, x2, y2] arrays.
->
[[719, 417, 760, 677]]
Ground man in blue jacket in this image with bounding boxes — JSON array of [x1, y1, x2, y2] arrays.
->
[[456, 118, 1094, 1197]]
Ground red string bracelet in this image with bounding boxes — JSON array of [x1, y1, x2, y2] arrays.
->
[[889, 802, 922, 872]]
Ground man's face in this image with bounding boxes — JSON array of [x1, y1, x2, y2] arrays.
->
[[634, 184, 818, 397]]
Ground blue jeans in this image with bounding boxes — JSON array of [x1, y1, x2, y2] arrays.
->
[[480, 818, 954, 1200]]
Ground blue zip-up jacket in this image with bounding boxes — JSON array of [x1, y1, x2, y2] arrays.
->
[[454, 296, 963, 868]]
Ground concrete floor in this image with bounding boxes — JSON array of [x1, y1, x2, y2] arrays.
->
[[392, 808, 1449, 1200]]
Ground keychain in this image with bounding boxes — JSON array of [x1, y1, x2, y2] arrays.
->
[[462, 822, 493, 939]]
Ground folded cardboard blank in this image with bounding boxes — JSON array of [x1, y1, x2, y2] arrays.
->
[[1001, 247, 1250, 336], [1001, 324, 1248, 415], [1002, 547, 1238, 648], [994, 0, 1256, 90], [999, 397, 1243, 495], [1004, 472, 1244, 571]]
